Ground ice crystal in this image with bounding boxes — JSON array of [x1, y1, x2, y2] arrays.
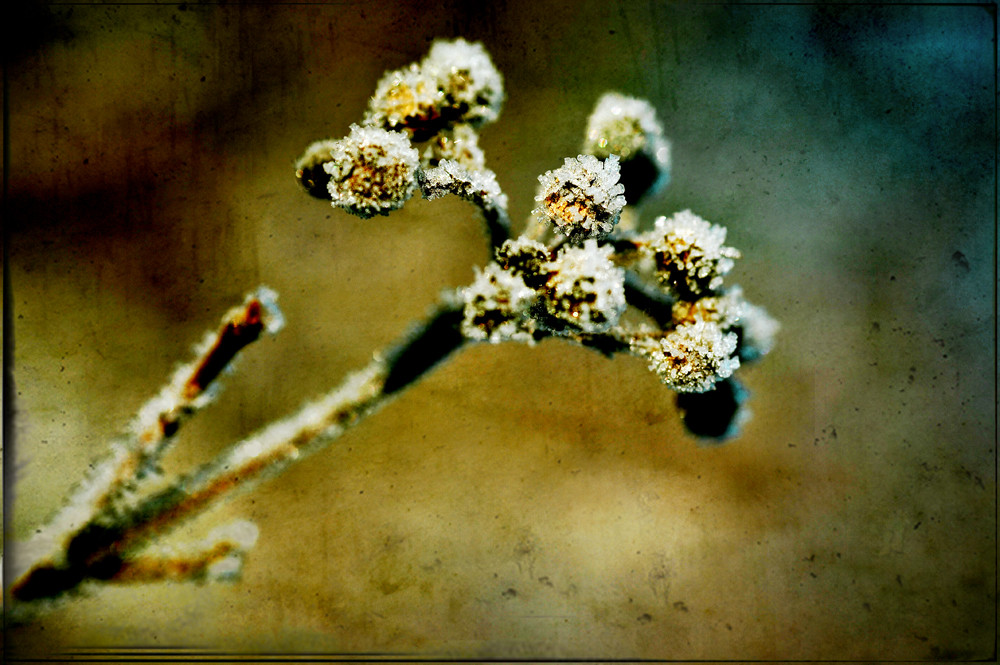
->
[[641, 210, 740, 298], [534, 154, 627, 241], [631, 320, 740, 393], [541, 240, 626, 334], [461, 263, 536, 344], [671, 288, 746, 330], [323, 125, 420, 219]]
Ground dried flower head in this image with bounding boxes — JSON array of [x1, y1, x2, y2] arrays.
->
[[540, 240, 626, 334], [364, 39, 503, 141], [640, 210, 740, 298], [461, 263, 536, 344], [421, 124, 486, 170], [534, 154, 627, 241], [322, 125, 420, 219], [583, 92, 670, 177], [671, 286, 778, 363], [422, 38, 504, 128], [418, 158, 508, 211], [630, 320, 740, 393], [364, 64, 444, 141]]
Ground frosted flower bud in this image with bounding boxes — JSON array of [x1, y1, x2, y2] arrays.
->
[[421, 124, 486, 171], [541, 240, 626, 334], [418, 158, 508, 211], [630, 320, 740, 393], [322, 125, 420, 219], [583, 92, 671, 202], [671, 286, 778, 362], [461, 263, 536, 344], [423, 38, 504, 128], [641, 210, 740, 298], [496, 236, 551, 289], [365, 39, 503, 140], [534, 155, 627, 241], [294, 139, 340, 199], [364, 63, 444, 141]]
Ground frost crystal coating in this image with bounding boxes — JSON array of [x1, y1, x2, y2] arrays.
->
[[323, 125, 420, 219], [671, 288, 746, 330], [583, 92, 672, 202], [421, 124, 486, 170], [584, 92, 671, 166], [735, 299, 780, 361], [364, 38, 503, 140], [461, 263, 536, 344], [631, 320, 740, 393], [541, 240, 626, 334], [423, 38, 504, 128], [364, 64, 443, 140], [641, 210, 740, 297], [418, 158, 508, 211], [534, 154, 627, 241]]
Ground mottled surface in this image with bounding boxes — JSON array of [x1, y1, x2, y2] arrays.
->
[[5, 2, 995, 660]]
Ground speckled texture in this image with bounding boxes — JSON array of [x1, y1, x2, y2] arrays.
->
[[5, 2, 995, 660]]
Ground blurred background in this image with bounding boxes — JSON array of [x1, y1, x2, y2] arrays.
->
[[5, 1, 995, 659]]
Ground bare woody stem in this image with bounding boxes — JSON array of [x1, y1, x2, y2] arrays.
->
[[9, 290, 281, 600], [9, 297, 466, 607]]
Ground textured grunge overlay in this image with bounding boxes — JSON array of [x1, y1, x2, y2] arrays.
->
[[5, 2, 995, 661]]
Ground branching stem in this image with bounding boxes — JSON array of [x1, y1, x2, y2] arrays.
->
[[9, 297, 467, 612]]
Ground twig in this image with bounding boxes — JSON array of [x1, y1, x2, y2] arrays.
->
[[9, 289, 283, 607], [9, 297, 465, 609]]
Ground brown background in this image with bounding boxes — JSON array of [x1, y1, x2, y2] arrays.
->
[[5, 1, 995, 659]]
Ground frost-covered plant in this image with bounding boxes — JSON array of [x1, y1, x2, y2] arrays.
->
[[9, 38, 776, 618]]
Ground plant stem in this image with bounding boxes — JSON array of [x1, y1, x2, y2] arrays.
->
[[9, 297, 467, 610]]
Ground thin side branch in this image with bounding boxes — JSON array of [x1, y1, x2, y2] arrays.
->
[[9, 297, 466, 609], [9, 288, 282, 606]]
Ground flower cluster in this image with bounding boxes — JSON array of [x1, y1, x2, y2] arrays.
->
[[11, 33, 781, 623], [295, 38, 776, 440], [296, 39, 506, 226], [460, 238, 627, 342]]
